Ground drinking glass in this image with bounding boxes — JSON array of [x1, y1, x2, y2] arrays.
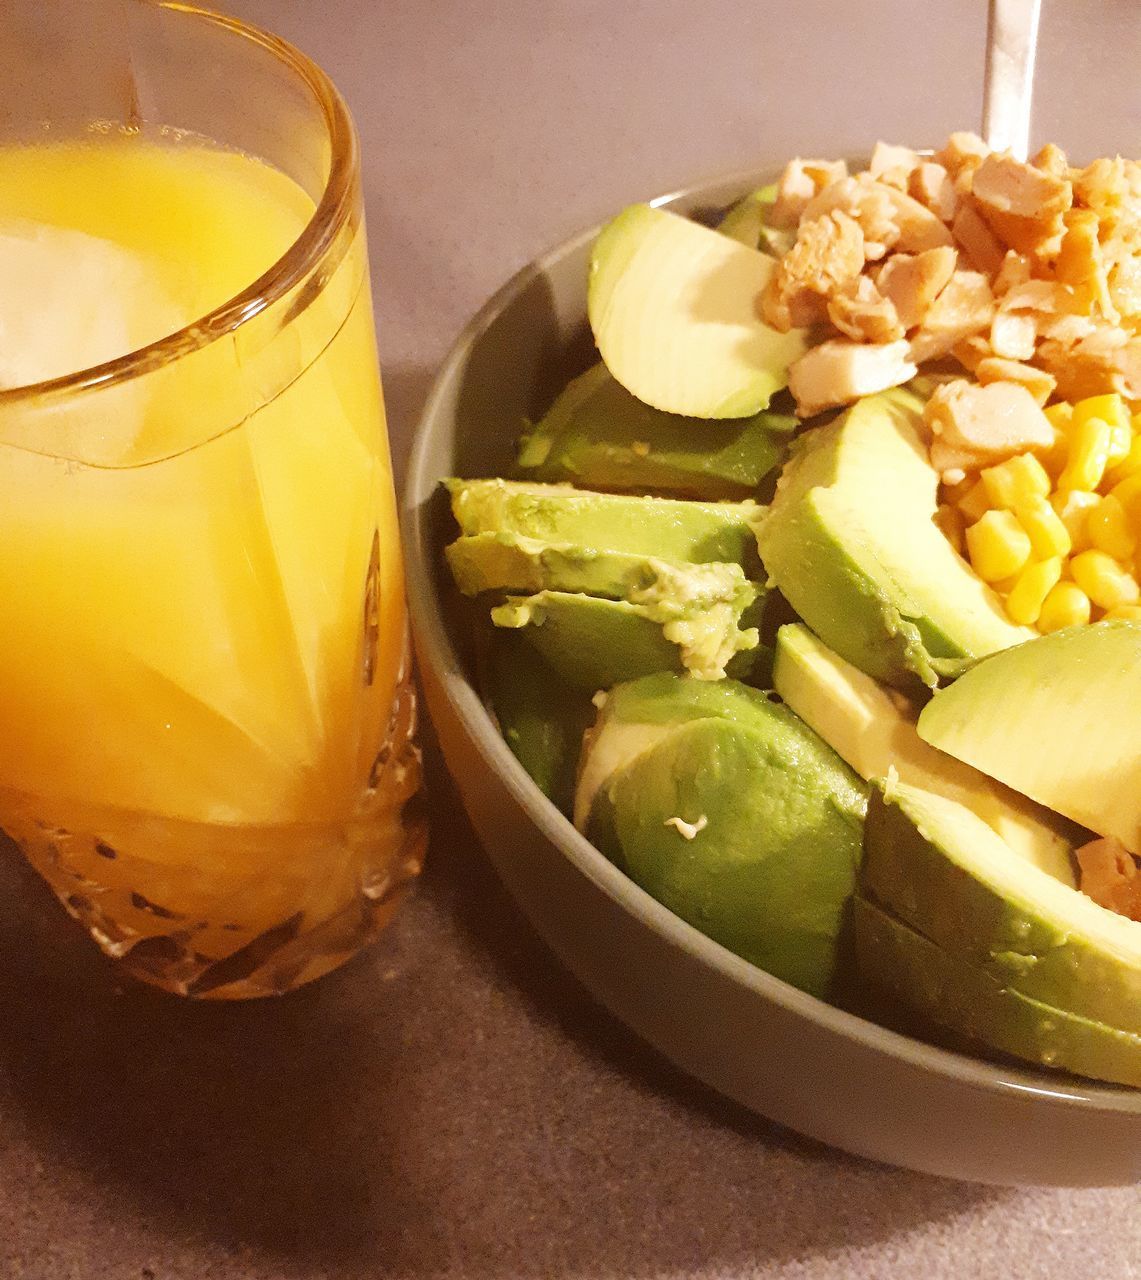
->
[[0, 1, 428, 997]]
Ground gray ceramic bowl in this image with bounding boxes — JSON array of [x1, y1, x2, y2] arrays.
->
[[402, 169, 1141, 1187]]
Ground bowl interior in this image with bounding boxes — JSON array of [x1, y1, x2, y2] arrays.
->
[[402, 169, 1141, 1121]]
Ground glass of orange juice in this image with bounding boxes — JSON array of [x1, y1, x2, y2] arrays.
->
[[0, 1, 428, 997]]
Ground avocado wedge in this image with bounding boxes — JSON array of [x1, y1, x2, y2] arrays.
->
[[516, 362, 796, 500], [491, 590, 765, 689], [756, 389, 1030, 689], [716, 183, 796, 257], [854, 895, 1141, 1088], [484, 632, 595, 817], [578, 673, 867, 997], [862, 780, 1141, 1036], [918, 620, 1141, 852], [772, 623, 1079, 883], [445, 478, 763, 573], [447, 531, 756, 604], [587, 204, 808, 419]]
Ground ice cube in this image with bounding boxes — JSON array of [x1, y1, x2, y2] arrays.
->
[[0, 218, 187, 390]]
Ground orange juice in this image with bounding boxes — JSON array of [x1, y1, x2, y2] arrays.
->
[[0, 136, 425, 995]]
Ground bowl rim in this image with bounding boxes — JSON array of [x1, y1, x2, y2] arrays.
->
[[401, 165, 1141, 1118]]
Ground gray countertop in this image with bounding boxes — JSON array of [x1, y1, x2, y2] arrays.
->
[[2, 1, 1140, 1276]]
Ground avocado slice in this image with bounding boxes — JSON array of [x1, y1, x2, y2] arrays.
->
[[446, 478, 763, 574], [577, 673, 867, 998], [587, 204, 808, 419], [717, 183, 796, 257], [491, 590, 765, 689], [772, 623, 1079, 884], [484, 632, 595, 817], [853, 895, 1141, 1088], [447, 531, 757, 604], [918, 620, 1141, 852], [756, 390, 1031, 689], [516, 362, 796, 500], [862, 780, 1141, 1035]]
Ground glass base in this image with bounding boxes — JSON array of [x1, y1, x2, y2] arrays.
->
[[2, 672, 427, 1000]]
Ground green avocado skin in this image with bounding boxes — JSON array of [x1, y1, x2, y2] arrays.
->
[[854, 895, 1141, 1088], [516, 362, 795, 500], [447, 478, 763, 575], [862, 785, 1141, 1035], [587, 678, 867, 999], [485, 634, 595, 817]]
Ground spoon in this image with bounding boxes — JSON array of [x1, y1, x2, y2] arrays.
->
[[981, 0, 1043, 159]]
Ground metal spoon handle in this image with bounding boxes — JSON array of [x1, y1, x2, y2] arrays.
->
[[981, 0, 1042, 159]]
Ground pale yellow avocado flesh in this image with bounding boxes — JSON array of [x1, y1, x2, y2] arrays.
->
[[587, 203, 807, 419], [918, 620, 1141, 852], [772, 623, 1078, 885]]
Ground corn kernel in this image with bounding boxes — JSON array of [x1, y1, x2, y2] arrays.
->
[[1050, 489, 1100, 553], [966, 510, 1033, 582], [1110, 473, 1141, 524], [934, 504, 965, 554], [1070, 549, 1141, 610], [1014, 495, 1072, 559], [980, 454, 1051, 510], [1006, 557, 1064, 626], [1088, 495, 1137, 562], [1105, 604, 1141, 621], [1038, 581, 1092, 633], [957, 480, 992, 524], [1059, 416, 1112, 492], [1106, 435, 1141, 485]]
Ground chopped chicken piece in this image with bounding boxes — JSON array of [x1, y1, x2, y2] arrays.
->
[[770, 158, 850, 229], [1056, 209, 1119, 322], [934, 132, 990, 180], [924, 378, 1053, 474], [992, 250, 1033, 297], [951, 333, 990, 373], [908, 270, 995, 362], [1073, 156, 1133, 223], [875, 246, 957, 329], [1077, 836, 1141, 923], [761, 209, 864, 331], [974, 356, 1056, 405], [989, 310, 1037, 361], [1031, 142, 1071, 182], [826, 275, 904, 342], [1109, 254, 1141, 320], [801, 174, 953, 257], [788, 338, 917, 417], [971, 153, 1072, 255], [869, 141, 922, 190], [1037, 326, 1141, 401], [909, 161, 958, 222], [951, 202, 1006, 275]]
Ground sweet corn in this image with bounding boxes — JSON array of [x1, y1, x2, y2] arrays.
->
[[1070, 549, 1140, 610], [966, 510, 1033, 582], [1005, 557, 1064, 626], [1073, 393, 1132, 464], [1050, 489, 1100, 553], [1106, 435, 1141, 485], [980, 454, 1051, 510], [1110, 473, 1141, 525], [1106, 604, 1141, 621], [1038, 581, 1092, 633], [1087, 495, 1137, 562], [1015, 494, 1072, 559], [1059, 416, 1112, 492], [1043, 402, 1074, 432], [957, 479, 992, 524]]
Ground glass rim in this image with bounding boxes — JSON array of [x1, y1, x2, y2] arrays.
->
[[0, 0, 358, 406]]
